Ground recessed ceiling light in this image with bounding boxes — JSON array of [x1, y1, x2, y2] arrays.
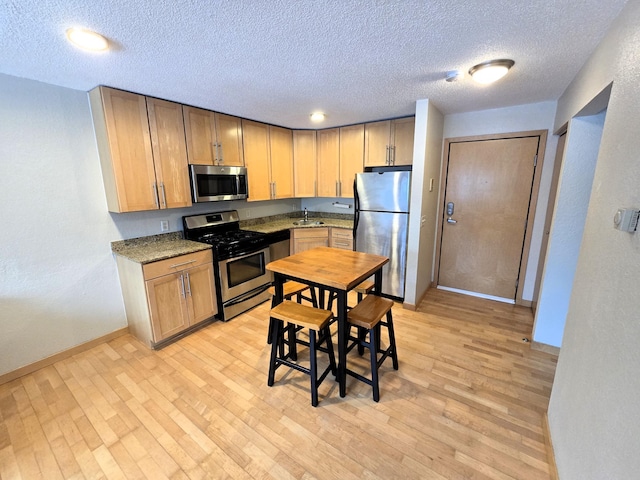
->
[[310, 112, 326, 122], [66, 27, 109, 52], [469, 59, 514, 84]]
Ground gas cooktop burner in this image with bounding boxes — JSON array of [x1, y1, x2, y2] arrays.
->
[[182, 210, 268, 260]]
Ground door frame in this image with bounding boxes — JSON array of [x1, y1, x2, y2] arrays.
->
[[433, 129, 548, 306]]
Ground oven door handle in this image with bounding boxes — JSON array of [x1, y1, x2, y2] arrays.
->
[[223, 283, 272, 308]]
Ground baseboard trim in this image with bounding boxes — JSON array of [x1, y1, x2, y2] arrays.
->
[[403, 285, 431, 311], [0, 327, 129, 386], [543, 413, 559, 480], [531, 341, 560, 355]]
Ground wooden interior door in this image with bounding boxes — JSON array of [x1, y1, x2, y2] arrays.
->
[[438, 136, 540, 300]]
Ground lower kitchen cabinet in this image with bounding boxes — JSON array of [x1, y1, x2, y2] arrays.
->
[[115, 249, 217, 348], [291, 227, 329, 254], [330, 227, 353, 250]]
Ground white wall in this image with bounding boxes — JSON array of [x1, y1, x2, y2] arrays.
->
[[405, 100, 444, 307], [532, 112, 605, 347], [0, 74, 126, 375], [0, 73, 297, 376], [442, 101, 558, 301], [547, 2, 640, 478]]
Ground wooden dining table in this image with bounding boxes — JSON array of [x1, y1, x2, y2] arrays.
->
[[266, 246, 389, 397]]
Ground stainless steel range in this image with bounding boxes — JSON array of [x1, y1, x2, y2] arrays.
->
[[182, 210, 272, 321]]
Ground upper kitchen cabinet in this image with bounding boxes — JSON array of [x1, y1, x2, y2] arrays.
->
[[364, 116, 415, 167], [147, 98, 192, 209], [269, 125, 294, 199], [339, 124, 365, 197], [183, 106, 244, 166], [89, 86, 191, 213], [316, 128, 340, 197], [293, 130, 317, 197], [242, 120, 294, 202]]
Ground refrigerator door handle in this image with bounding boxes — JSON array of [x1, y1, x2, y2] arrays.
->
[[353, 178, 360, 239]]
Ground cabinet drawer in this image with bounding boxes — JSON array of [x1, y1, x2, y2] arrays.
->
[[143, 249, 212, 280], [330, 227, 353, 250], [292, 227, 329, 238]]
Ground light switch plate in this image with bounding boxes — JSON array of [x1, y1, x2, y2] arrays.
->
[[160, 220, 169, 232]]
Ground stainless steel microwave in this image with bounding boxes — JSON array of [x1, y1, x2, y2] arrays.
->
[[189, 165, 248, 202]]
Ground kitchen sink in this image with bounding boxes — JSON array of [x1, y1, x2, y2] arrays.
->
[[292, 220, 324, 226]]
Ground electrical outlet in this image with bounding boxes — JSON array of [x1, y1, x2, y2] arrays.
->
[[160, 220, 169, 232], [292, 203, 296, 211]]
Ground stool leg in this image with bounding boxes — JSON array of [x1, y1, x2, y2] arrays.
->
[[387, 310, 399, 370], [357, 292, 363, 303], [268, 319, 283, 386], [267, 295, 278, 344], [310, 287, 318, 308], [309, 329, 319, 407], [321, 326, 337, 376], [368, 327, 380, 402], [357, 326, 366, 356], [287, 322, 298, 361]]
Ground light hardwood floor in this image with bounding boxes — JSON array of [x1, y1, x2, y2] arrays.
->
[[0, 289, 557, 479]]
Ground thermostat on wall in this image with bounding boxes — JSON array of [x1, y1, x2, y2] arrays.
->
[[613, 208, 639, 232]]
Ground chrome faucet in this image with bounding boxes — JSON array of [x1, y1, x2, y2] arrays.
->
[[304, 208, 308, 222]]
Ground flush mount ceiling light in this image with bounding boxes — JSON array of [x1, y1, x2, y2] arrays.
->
[[310, 112, 326, 122], [469, 59, 514, 84], [65, 27, 109, 52]]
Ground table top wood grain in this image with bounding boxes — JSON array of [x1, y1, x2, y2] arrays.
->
[[267, 247, 389, 291]]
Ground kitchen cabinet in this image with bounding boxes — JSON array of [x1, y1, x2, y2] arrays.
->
[[116, 249, 217, 348], [330, 228, 353, 250], [293, 130, 317, 197], [364, 116, 415, 167], [316, 125, 363, 198], [183, 106, 244, 166], [89, 86, 191, 212], [339, 124, 365, 197], [243, 120, 294, 202], [316, 128, 340, 197], [291, 227, 329, 254]]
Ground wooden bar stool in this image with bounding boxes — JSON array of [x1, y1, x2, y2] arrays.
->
[[268, 301, 337, 407], [267, 281, 317, 347], [345, 294, 398, 402], [327, 279, 374, 311]]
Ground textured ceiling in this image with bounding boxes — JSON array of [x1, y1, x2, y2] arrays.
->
[[1, 0, 628, 128]]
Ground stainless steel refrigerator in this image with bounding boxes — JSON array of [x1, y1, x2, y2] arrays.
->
[[354, 171, 411, 299]]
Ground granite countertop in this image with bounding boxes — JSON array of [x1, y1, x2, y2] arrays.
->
[[240, 212, 353, 234], [111, 232, 211, 264]]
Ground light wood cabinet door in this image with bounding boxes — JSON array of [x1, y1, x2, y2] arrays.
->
[[215, 113, 244, 166], [316, 128, 340, 197], [183, 105, 217, 165], [293, 130, 317, 197], [291, 228, 329, 254], [147, 98, 192, 209], [184, 263, 217, 324], [339, 124, 364, 198], [90, 86, 157, 212], [364, 120, 392, 167], [269, 126, 294, 199], [146, 273, 190, 342], [242, 119, 271, 202], [390, 117, 415, 166]]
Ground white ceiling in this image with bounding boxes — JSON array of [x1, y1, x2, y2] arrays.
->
[[1, 0, 628, 128]]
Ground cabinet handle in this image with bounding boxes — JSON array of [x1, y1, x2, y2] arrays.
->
[[185, 272, 192, 296], [159, 182, 167, 208], [179, 274, 186, 298], [152, 183, 159, 208], [386, 145, 390, 165], [273, 182, 277, 199], [218, 143, 223, 164], [169, 259, 196, 269], [334, 241, 350, 246], [391, 145, 396, 165]]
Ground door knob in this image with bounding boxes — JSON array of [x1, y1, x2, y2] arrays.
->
[[447, 217, 457, 224]]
